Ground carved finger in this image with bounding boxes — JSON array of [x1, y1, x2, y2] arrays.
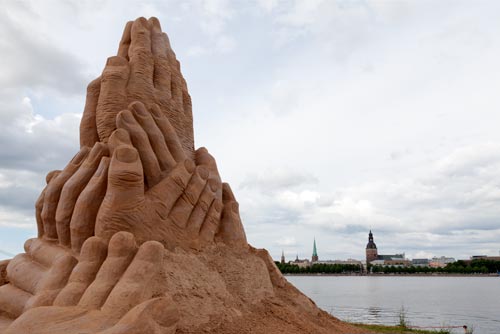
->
[[100, 297, 179, 334], [117, 109, 161, 187], [108, 128, 132, 155], [78, 232, 137, 310], [217, 183, 248, 246], [195, 147, 222, 202], [96, 56, 129, 142], [0, 284, 32, 318], [80, 77, 101, 148], [24, 252, 78, 310], [146, 159, 195, 218], [36, 170, 61, 238], [56, 142, 108, 247], [95, 146, 145, 241], [42, 147, 90, 239], [25, 238, 69, 269], [4, 253, 45, 294], [128, 17, 154, 97], [102, 240, 163, 317], [169, 55, 183, 111], [117, 21, 133, 59], [70, 157, 110, 253], [150, 104, 186, 162], [199, 199, 223, 243], [169, 166, 208, 229], [149, 17, 172, 94], [186, 179, 217, 235], [130, 101, 176, 172], [54, 237, 108, 306]]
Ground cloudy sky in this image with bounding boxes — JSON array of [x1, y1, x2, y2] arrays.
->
[[1, 0, 500, 262]]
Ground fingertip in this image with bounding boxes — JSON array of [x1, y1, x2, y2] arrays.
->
[[148, 17, 162, 33], [129, 101, 149, 117], [24, 238, 34, 253], [115, 145, 139, 163], [109, 128, 132, 147], [46, 170, 61, 184], [109, 231, 137, 256], [116, 109, 137, 127], [136, 240, 164, 263], [184, 159, 195, 173], [71, 147, 90, 165], [150, 104, 162, 118], [222, 183, 235, 202], [106, 56, 128, 67], [197, 166, 209, 180], [80, 236, 107, 259]]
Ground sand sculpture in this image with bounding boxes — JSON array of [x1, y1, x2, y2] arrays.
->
[[0, 17, 368, 334]]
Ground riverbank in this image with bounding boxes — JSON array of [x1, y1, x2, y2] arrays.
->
[[284, 273, 498, 277], [351, 323, 458, 334]]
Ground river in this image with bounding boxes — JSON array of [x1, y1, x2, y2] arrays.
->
[[286, 275, 499, 334]]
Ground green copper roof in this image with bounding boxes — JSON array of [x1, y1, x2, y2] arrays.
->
[[312, 238, 318, 257]]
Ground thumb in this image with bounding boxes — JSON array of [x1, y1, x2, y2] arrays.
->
[[95, 145, 145, 240], [107, 145, 144, 204]]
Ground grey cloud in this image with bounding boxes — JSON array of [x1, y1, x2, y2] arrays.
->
[[0, 6, 88, 96]]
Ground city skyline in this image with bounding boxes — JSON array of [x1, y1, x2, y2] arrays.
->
[[275, 231, 500, 262]]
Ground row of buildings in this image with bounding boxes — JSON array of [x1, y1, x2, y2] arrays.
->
[[280, 231, 500, 269]]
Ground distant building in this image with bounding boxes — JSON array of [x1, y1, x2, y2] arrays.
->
[[312, 238, 319, 263], [429, 256, 456, 268], [365, 230, 378, 265], [412, 259, 430, 267], [291, 254, 310, 268], [316, 259, 363, 266], [365, 231, 410, 267], [280, 250, 285, 264]]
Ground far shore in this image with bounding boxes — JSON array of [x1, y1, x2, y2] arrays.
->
[[284, 273, 499, 277]]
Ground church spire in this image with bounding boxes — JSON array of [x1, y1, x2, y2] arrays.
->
[[312, 238, 318, 262]]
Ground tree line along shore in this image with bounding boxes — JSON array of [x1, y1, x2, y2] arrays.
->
[[275, 259, 500, 275]]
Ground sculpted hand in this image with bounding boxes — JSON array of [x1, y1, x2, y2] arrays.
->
[[3, 232, 178, 334], [79, 17, 193, 157], [36, 143, 109, 248]]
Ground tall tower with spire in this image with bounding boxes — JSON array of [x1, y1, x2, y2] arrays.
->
[[365, 230, 378, 266], [312, 238, 318, 263], [280, 250, 285, 264]]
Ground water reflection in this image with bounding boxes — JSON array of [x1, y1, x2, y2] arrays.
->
[[286, 276, 499, 334]]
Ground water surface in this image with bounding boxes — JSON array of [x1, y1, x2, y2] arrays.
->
[[286, 275, 499, 334]]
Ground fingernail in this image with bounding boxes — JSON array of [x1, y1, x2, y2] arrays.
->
[[119, 110, 136, 125], [150, 104, 162, 118], [71, 147, 90, 165], [110, 128, 131, 145], [106, 56, 127, 66], [184, 159, 195, 173], [88, 142, 108, 163], [197, 166, 209, 180], [214, 199, 223, 213], [148, 17, 162, 33], [131, 102, 148, 117], [136, 17, 149, 29], [208, 179, 218, 192], [94, 157, 110, 177], [115, 146, 138, 163]]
